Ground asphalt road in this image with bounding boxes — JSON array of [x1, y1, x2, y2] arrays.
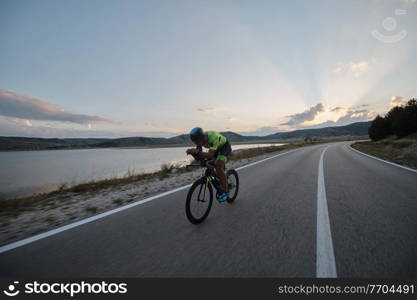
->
[[1, 142, 416, 277]]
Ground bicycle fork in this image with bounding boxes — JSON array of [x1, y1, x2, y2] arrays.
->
[[197, 179, 209, 202]]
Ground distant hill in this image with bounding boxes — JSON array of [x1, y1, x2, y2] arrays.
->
[[0, 121, 371, 151], [163, 131, 259, 145], [0, 137, 111, 151], [96, 137, 168, 148], [264, 121, 372, 139]]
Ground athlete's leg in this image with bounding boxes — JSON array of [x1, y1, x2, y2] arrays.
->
[[215, 158, 227, 193]]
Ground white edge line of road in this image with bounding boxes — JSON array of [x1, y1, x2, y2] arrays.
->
[[348, 144, 417, 174], [316, 146, 337, 278], [0, 148, 301, 254]]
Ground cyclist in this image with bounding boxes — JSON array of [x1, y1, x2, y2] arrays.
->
[[186, 127, 232, 202]]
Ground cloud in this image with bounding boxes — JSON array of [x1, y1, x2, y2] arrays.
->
[[0, 88, 110, 124], [197, 106, 225, 113], [338, 112, 374, 125], [333, 61, 370, 77], [331, 104, 368, 113], [280, 103, 375, 130], [0, 116, 177, 138], [338, 109, 374, 122], [238, 125, 293, 136], [331, 106, 344, 112], [390, 96, 406, 107], [313, 108, 375, 128], [242, 105, 375, 134], [281, 103, 325, 126]]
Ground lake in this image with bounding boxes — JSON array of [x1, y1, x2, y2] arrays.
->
[[0, 143, 283, 198]]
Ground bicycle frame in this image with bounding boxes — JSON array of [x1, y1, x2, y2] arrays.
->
[[197, 170, 220, 202], [188, 155, 227, 200], [185, 154, 239, 224]]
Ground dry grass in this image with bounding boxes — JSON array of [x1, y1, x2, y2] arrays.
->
[[352, 138, 417, 169], [0, 165, 182, 215], [230, 142, 304, 160], [85, 206, 98, 214]]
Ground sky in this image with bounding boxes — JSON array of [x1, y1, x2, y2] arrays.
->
[[0, 0, 416, 138]]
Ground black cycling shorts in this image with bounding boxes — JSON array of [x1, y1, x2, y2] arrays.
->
[[215, 141, 232, 162]]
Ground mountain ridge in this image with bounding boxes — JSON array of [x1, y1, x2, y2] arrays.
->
[[0, 121, 371, 151]]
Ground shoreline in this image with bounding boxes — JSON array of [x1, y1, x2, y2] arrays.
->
[[0, 142, 311, 246], [0, 135, 366, 152], [0, 140, 287, 152]]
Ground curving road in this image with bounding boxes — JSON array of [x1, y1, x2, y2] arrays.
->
[[1, 142, 416, 277]]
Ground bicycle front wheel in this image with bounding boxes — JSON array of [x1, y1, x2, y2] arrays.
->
[[227, 169, 239, 203], [185, 178, 213, 224]]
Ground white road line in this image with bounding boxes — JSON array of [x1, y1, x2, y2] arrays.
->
[[316, 146, 337, 278], [235, 148, 300, 171], [0, 148, 302, 254], [349, 145, 417, 174], [0, 185, 191, 254]]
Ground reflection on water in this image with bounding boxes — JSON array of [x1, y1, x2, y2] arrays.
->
[[0, 143, 283, 198]]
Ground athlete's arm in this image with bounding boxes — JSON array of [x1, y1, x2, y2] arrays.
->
[[198, 149, 216, 159], [186, 147, 215, 159], [186, 148, 198, 155]]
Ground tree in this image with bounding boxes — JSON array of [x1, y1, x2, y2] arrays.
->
[[369, 115, 390, 141], [402, 99, 417, 136], [369, 98, 417, 140], [390, 99, 417, 138]]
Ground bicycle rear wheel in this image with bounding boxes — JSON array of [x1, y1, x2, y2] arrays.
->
[[185, 178, 213, 224], [226, 169, 239, 203]]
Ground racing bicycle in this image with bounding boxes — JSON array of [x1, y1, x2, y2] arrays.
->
[[185, 156, 239, 224]]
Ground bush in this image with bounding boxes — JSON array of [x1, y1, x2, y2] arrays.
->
[[392, 140, 413, 149]]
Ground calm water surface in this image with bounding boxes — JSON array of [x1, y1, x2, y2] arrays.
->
[[0, 143, 283, 197]]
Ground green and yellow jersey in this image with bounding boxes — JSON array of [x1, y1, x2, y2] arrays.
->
[[203, 131, 227, 151]]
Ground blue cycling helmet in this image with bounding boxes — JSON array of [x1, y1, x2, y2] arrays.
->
[[190, 127, 204, 142]]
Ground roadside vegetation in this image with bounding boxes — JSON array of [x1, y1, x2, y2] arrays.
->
[[352, 137, 417, 169], [0, 163, 185, 215], [352, 98, 417, 169]]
